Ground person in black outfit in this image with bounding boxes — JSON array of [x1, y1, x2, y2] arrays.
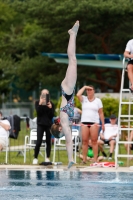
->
[[33, 89, 55, 164]]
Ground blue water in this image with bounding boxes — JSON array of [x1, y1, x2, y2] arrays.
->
[[0, 170, 133, 200]]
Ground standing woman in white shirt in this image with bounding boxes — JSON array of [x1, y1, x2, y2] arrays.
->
[[77, 86, 105, 163], [124, 39, 133, 92]]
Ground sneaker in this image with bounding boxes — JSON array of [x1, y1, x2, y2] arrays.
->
[[45, 158, 50, 162], [33, 158, 38, 164], [108, 157, 112, 160], [103, 157, 107, 160]]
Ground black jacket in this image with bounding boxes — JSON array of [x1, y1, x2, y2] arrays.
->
[[35, 100, 55, 127]]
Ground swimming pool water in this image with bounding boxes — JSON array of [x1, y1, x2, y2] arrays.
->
[[0, 170, 133, 200]]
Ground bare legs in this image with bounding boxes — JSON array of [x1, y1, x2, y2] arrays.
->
[[124, 131, 133, 159], [127, 64, 133, 90], [90, 125, 99, 162], [0, 144, 3, 151], [98, 139, 116, 158], [60, 21, 79, 168], [82, 126, 89, 163], [61, 21, 79, 94], [82, 125, 99, 163], [60, 113, 73, 162], [109, 140, 116, 153]]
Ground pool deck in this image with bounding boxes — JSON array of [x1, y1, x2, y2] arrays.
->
[[0, 164, 133, 172]]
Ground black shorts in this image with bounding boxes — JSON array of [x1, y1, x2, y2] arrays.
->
[[127, 59, 133, 65], [101, 138, 116, 145], [82, 122, 95, 128], [126, 59, 133, 70], [125, 59, 133, 71]]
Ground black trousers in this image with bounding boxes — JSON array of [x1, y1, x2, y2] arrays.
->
[[34, 125, 51, 159]]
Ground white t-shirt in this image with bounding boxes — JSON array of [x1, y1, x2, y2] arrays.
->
[[100, 123, 118, 140], [125, 39, 133, 55], [0, 119, 10, 138], [81, 96, 103, 123]]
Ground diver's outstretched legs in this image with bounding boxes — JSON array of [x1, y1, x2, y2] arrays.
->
[[60, 21, 79, 168], [61, 20, 79, 94]]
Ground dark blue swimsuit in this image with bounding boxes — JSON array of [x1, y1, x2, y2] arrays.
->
[[60, 86, 75, 122]]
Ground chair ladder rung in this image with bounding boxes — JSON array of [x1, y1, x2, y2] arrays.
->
[[117, 154, 133, 158], [118, 141, 133, 144], [121, 102, 133, 104]]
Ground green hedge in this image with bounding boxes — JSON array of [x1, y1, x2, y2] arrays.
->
[[101, 95, 119, 118]]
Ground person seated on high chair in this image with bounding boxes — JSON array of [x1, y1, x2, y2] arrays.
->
[[124, 39, 133, 92], [124, 130, 133, 159], [98, 114, 118, 160], [0, 111, 11, 151]]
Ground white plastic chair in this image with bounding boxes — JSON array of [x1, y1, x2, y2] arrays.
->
[[24, 129, 46, 163], [29, 118, 37, 129], [52, 129, 79, 163]]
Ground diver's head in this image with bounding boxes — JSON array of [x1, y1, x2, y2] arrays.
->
[[50, 123, 64, 139]]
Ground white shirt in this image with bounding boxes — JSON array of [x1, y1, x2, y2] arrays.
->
[[100, 123, 118, 140], [0, 119, 10, 138], [81, 96, 103, 123], [125, 39, 133, 55]]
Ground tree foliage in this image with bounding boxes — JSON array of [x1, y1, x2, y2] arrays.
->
[[101, 95, 119, 117], [1, 0, 133, 101]]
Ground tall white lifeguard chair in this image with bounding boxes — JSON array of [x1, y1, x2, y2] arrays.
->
[[115, 57, 133, 167]]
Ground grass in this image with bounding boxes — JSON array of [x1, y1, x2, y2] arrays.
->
[[0, 147, 73, 165], [0, 121, 133, 167], [1, 145, 133, 167]]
